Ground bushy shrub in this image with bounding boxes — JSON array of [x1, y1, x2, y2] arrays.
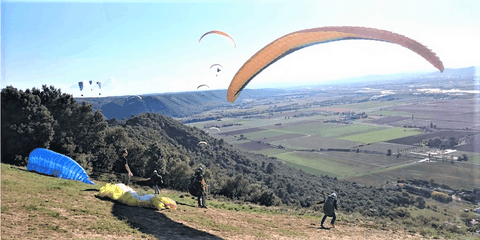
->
[[432, 191, 452, 203]]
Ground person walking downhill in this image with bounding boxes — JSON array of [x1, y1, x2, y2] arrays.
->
[[147, 170, 164, 194], [318, 193, 338, 229], [116, 149, 133, 185]]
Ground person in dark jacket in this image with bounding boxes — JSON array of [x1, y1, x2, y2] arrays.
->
[[318, 193, 338, 228], [116, 149, 133, 185], [192, 167, 207, 208], [147, 170, 164, 194]]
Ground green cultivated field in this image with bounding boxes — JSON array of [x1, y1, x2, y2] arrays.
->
[[273, 150, 418, 180], [265, 121, 335, 133], [346, 161, 480, 190], [191, 98, 480, 195], [271, 136, 360, 149], [339, 128, 421, 143], [309, 124, 385, 138], [274, 152, 357, 178], [255, 149, 290, 156]]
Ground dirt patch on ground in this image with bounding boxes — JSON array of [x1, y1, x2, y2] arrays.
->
[[111, 203, 221, 240], [162, 207, 423, 240]]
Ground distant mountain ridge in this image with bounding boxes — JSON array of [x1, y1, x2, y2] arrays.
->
[[77, 66, 477, 120], [78, 89, 287, 119]]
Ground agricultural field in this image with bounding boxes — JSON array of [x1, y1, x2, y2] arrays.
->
[[270, 136, 360, 150], [346, 161, 480, 190], [239, 141, 273, 151], [339, 128, 421, 144], [240, 129, 288, 140], [263, 120, 333, 133], [455, 134, 480, 153], [356, 142, 414, 153], [325, 100, 403, 112], [310, 124, 385, 138], [366, 116, 411, 125], [192, 96, 480, 195], [387, 130, 474, 145], [384, 99, 480, 129], [273, 152, 361, 178], [255, 148, 290, 156], [273, 151, 417, 179], [218, 127, 265, 136]]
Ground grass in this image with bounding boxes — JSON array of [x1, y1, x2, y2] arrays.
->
[[1, 164, 154, 240], [274, 152, 360, 178], [347, 161, 480, 190], [242, 129, 303, 140], [3, 162, 477, 239], [271, 135, 360, 149], [1, 163, 342, 239], [340, 100, 403, 111], [339, 128, 422, 143], [309, 124, 385, 138]]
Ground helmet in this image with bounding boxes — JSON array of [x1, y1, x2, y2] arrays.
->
[[153, 170, 157, 173], [196, 167, 203, 173], [330, 193, 337, 199]]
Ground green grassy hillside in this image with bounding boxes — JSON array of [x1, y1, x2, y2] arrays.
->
[[2, 164, 446, 240]]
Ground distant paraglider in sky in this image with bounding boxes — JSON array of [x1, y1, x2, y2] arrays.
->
[[210, 64, 223, 77], [97, 81, 102, 95], [78, 81, 84, 96], [197, 141, 208, 146], [226, 26, 444, 103], [199, 30, 236, 48], [197, 84, 209, 90]]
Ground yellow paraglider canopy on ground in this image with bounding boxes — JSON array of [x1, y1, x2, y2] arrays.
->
[[97, 183, 177, 210]]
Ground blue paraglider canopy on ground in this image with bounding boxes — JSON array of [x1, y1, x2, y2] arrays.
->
[[27, 148, 95, 185]]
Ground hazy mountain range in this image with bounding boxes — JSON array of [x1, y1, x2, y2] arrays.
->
[[76, 66, 478, 120]]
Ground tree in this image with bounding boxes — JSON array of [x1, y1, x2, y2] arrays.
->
[[448, 137, 458, 147], [415, 196, 426, 209], [430, 122, 434, 129], [1, 86, 55, 165], [266, 162, 275, 174], [429, 177, 435, 186]]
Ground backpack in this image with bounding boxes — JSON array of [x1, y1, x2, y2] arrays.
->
[[323, 197, 335, 216], [188, 175, 203, 196]]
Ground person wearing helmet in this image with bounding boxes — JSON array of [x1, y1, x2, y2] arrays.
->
[[191, 167, 207, 208], [317, 193, 338, 228], [147, 170, 163, 194]]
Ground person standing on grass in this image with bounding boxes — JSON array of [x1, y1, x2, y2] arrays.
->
[[147, 170, 163, 194], [190, 167, 207, 208], [318, 193, 338, 228], [116, 149, 133, 185]]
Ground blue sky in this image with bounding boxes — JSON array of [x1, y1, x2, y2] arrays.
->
[[1, 0, 479, 97]]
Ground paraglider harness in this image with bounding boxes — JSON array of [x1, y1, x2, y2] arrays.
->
[[189, 168, 206, 197]]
